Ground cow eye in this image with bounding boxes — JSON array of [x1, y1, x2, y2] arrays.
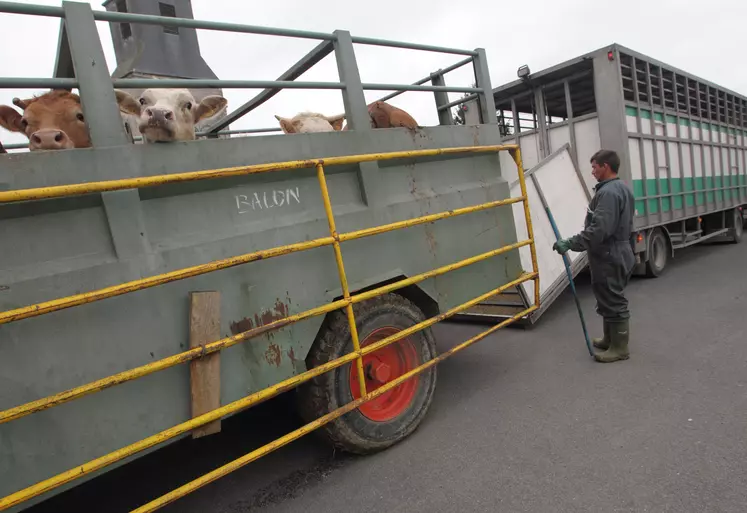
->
[[185, 102, 192, 110], [76, 113, 85, 122], [20, 118, 28, 129], [139, 98, 146, 105]]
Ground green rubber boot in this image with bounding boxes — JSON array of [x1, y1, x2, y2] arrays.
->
[[592, 319, 611, 350], [593, 318, 630, 363]]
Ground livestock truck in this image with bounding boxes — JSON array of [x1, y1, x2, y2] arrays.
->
[[460, 43, 747, 323], [0, 1, 590, 511]]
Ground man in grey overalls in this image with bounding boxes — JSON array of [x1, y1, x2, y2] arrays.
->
[[552, 150, 636, 363]]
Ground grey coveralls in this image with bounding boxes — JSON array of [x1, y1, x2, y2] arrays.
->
[[567, 177, 636, 320]]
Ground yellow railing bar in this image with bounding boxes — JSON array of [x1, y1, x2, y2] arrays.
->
[[0, 272, 537, 511], [510, 147, 541, 306], [316, 162, 367, 397], [0, 196, 525, 327], [131, 304, 539, 513], [0, 145, 517, 204], [0, 238, 533, 424]]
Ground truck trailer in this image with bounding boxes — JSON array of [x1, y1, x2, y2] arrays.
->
[[462, 43, 747, 322]]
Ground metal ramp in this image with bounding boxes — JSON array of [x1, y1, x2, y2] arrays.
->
[[458, 144, 591, 325]]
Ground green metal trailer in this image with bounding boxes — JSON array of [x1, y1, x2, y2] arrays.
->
[[461, 43, 747, 322], [0, 2, 541, 511]]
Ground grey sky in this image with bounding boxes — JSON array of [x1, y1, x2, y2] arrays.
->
[[1, 0, 745, 148]]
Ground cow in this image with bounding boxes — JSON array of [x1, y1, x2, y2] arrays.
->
[[274, 112, 346, 134], [114, 88, 228, 143], [0, 90, 91, 151], [342, 101, 419, 131]]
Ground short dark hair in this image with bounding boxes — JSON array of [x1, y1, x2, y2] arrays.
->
[[590, 149, 620, 173]]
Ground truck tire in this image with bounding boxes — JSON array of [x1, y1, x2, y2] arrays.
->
[[727, 208, 743, 244], [296, 293, 437, 454], [645, 228, 668, 278]]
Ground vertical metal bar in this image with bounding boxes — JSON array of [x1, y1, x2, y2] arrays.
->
[[564, 80, 591, 201], [315, 163, 367, 398], [472, 48, 497, 124], [511, 98, 521, 154], [510, 148, 540, 307], [62, 0, 150, 260], [645, 62, 664, 223], [657, 68, 673, 219], [62, 1, 128, 146], [673, 73, 686, 216], [697, 82, 707, 214], [332, 29, 381, 207], [333, 30, 370, 131], [631, 57, 650, 224], [430, 71, 453, 126], [707, 86, 718, 208], [534, 87, 548, 158], [685, 76, 697, 215]]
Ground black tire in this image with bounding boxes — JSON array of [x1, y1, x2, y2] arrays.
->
[[728, 208, 743, 244], [645, 228, 669, 278], [296, 293, 437, 455]]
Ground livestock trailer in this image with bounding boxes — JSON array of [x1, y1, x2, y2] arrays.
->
[[462, 43, 747, 322], [0, 2, 542, 511]]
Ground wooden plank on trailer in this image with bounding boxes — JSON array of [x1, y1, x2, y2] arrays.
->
[[189, 291, 222, 438]]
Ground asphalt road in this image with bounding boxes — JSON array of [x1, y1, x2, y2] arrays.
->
[[27, 240, 747, 513]]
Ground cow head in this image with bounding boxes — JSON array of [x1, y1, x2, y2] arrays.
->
[[342, 101, 419, 131], [0, 89, 91, 151], [274, 112, 346, 134], [114, 88, 227, 143]]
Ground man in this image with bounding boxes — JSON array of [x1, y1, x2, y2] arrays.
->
[[552, 149, 636, 363]]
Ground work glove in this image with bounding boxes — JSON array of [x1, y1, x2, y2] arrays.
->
[[552, 238, 572, 255]]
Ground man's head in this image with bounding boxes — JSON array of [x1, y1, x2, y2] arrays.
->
[[590, 149, 620, 182], [0, 90, 91, 151]]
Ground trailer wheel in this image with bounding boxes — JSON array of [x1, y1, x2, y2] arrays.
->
[[296, 293, 437, 454], [645, 228, 669, 278], [728, 208, 743, 244]]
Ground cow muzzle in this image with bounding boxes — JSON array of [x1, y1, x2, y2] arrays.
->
[[29, 129, 74, 151]]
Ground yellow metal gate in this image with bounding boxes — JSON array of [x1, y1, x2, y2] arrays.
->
[[0, 144, 539, 512]]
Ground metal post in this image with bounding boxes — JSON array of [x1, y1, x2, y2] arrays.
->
[[62, 1, 150, 259], [472, 48, 496, 124], [534, 87, 548, 158], [430, 71, 453, 126], [62, 1, 128, 147], [332, 29, 382, 206]]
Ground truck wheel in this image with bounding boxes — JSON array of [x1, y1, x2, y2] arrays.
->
[[296, 293, 437, 454], [645, 228, 668, 278], [728, 208, 743, 244]]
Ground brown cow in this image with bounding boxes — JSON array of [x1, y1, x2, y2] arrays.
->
[[342, 101, 419, 131], [0, 90, 91, 151]]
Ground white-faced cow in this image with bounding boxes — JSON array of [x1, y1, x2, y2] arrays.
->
[[114, 88, 227, 143], [342, 101, 419, 131], [0, 90, 91, 151], [274, 112, 346, 134]]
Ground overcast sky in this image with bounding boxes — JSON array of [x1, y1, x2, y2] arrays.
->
[[1, 0, 745, 149]]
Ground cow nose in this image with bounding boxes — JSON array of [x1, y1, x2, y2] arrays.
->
[[145, 108, 174, 123], [29, 129, 71, 150]]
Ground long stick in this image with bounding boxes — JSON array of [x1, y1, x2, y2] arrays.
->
[[545, 207, 594, 357]]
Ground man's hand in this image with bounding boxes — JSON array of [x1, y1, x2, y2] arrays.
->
[[552, 238, 572, 255]]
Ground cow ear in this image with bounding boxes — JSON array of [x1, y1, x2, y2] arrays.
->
[[193, 95, 227, 123], [274, 115, 295, 134], [0, 105, 25, 133], [114, 89, 141, 116], [325, 113, 346, 131]]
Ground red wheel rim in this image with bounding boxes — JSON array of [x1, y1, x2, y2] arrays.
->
[[349, 326, 420, 422]]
